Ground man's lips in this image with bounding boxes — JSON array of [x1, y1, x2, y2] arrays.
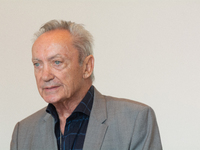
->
[[43, 86, 60, 91], [44, 86, 59, 89]]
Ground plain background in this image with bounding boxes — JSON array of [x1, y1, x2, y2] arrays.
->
[[1, 0, 200, 149]]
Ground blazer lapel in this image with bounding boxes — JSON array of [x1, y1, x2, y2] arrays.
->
[[40, 113, 58, 150], [83, 88, 108, 150]]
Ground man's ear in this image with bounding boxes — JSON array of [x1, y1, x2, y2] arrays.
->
[[82, 55, 94, 79]]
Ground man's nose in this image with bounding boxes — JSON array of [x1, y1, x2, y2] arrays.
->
[[42, 65, 54, 82]]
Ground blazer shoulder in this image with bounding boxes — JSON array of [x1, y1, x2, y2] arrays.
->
[[93, 87, 153, 114], [102, 95, 158, 130], [104, 95, 151, 111]]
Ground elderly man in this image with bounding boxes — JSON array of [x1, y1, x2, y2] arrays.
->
[[11, 20, 162, 150]]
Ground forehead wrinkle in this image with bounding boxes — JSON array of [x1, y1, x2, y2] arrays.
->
[[47, 43, 70, 59], [33, 41, 69, 57], [47, 54, 64, 61]]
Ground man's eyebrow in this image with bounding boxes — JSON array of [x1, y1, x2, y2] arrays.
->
[[32, 58, 40, 62], [32, 54, 64, 61]]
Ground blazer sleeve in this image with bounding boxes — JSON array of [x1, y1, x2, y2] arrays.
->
[[130, 107, 162, 150], [10, 122, 19, 150]]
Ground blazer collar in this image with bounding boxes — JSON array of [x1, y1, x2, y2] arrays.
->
[[83, 87, 108, 150], [40, 112, 58, 149]]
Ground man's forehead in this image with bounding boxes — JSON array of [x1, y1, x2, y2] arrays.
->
[[34, 29, 72, 46], [32, 30, 72, 53], [31, 29, 78, 61]]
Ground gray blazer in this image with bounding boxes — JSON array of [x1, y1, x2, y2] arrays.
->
[[11, 88, 162, 150]]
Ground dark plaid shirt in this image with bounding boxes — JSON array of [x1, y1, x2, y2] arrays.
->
[[46, 86, 94, 150]]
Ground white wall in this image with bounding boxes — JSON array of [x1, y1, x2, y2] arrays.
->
[[1, 0, 200, 149]]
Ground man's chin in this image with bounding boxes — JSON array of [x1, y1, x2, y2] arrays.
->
[[43, 96, 60, 104]]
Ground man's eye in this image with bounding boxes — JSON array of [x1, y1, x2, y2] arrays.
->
[[55, 61, 61, 65], [34, 63, 40, 67]]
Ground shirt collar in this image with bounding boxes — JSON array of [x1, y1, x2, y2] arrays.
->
[[46, 85, 94, 122]]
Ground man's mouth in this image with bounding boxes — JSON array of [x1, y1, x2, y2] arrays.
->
[[45, 86, 58, 89], [43, 86, 60, 91]]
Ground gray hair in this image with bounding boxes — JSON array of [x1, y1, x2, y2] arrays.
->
[[34, 20, 94, 81]]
